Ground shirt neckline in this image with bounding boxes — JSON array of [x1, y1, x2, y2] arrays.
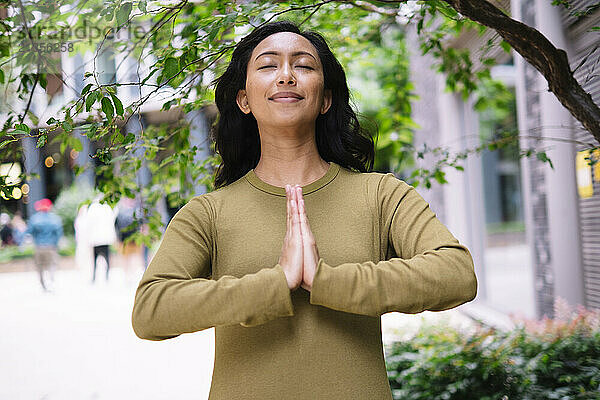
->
[[244, 162, 340, 197]]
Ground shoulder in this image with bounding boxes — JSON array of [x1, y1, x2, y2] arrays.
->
[[338, 167, 413, 201], [184, 173, 249, 217]]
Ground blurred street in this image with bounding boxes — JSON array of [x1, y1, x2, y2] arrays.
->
[[1, 254, 473, 400], [1, 255, 215, 400]]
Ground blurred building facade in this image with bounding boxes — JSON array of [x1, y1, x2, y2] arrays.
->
[[408, 0, 599, 323], [0, 14, 216, 226]]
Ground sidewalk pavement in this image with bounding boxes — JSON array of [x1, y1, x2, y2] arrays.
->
[[1, 255, 475, 400]]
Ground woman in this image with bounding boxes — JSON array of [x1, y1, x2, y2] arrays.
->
[[131, 20, 477, 399]]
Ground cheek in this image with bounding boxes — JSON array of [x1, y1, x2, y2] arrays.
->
[[245, 78, 269, 104]]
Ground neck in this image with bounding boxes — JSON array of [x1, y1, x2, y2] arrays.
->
[[253, 126, 329, 188]]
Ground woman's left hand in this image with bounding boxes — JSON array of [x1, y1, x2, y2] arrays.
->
[[293, 186, 319, 292]]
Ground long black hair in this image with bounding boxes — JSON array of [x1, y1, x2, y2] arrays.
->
[[211, 20, 375, 189]]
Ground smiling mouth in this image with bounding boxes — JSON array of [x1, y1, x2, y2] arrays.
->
[[269, 97, 304, 103]]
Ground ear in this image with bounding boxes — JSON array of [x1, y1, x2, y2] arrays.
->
[[236, 89, 251, 114], [321, 89, 332, 114]]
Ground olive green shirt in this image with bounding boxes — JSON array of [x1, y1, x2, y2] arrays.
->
[[131, 161, 477, 399]]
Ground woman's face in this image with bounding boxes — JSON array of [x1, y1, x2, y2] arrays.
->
[[236, 32, 332, 130]]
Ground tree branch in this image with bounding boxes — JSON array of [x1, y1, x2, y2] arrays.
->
[[441, 0, 600, 142]]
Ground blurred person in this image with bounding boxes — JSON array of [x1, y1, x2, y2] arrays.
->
[[115, 196, 143, 284], [11, 210, 28, 247], [0, 212, 15, 246], [86, 195, 118, 283], [24, 198, 63, 292], [74, 203, 93, 273]]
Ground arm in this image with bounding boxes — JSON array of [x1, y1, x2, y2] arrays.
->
[[309, 173, 477, 316], [131, 195, 294, 341]]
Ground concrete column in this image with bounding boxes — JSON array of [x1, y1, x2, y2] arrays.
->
[[534, 0, 585, 307], [406, 23, 446, 221], [62, 50, 94, 188], [22, 83, 48, 218], [186, 109, 212, 197], [125, 116, 151, 191], [437, 78, 487, 302], [512, 33, 539, 317], [21, 135, 45, 219], [74, 131, 95, 188], [114, 28, 138, 103]]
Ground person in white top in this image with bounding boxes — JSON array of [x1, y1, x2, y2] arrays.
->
[[86, 195, 118, 282]]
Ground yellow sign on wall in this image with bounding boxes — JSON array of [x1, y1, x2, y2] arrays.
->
[[593, 149, 600, 183], [576, 150, 594, 198]]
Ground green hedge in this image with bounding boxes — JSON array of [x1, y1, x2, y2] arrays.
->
[[385, 308, 600, 399], [0, 235, 77, 264]]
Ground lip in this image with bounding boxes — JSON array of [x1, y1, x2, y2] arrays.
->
[[269, 92, 304, 102]]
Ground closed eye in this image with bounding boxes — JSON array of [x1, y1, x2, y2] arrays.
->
[[257, 65, 314, 70]]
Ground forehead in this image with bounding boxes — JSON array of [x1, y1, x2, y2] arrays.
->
[[251, 32, 319, 61]]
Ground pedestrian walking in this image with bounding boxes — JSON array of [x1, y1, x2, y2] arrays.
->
[[24, 198, 63, 292], [115, 196, 143, 285], [74, 203, 93, 273], [0, 212, 15, 246], [11, 210, 28, 247], [86, 195, 118, 283]]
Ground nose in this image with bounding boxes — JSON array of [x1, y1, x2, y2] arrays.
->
[[277, 63, 296, 85]]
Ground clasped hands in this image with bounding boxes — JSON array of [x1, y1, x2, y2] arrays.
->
[[279, 184, 320, 292]]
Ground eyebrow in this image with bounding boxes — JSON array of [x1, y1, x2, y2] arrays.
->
[[254, 51, 317, 62]]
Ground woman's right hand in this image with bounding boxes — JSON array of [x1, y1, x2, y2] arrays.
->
[[279, 184, 303, 291]]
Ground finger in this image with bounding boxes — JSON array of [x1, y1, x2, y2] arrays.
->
[[296, 188, 312, 238], [286, 185, 291, 233], [300, 197, 312, 232], [297, 190, 308, 235], [295, 188, 310, 226], [292, 186, 302, 240]]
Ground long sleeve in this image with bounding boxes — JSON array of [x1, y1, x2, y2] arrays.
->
[[309, 173, 477, 316], [131, 195, 294, 341]]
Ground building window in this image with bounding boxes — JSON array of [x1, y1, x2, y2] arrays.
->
[[478, 79, 535, 318]]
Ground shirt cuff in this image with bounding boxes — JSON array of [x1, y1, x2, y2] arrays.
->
[[309, 257, 334, 306], [239, 263, 295, 327]]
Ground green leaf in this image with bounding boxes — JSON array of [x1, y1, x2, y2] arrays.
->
[[101, 96, 114, 121], [37, 133, 47, 148], [116, 2, 132, 26], [0, 68, 4, 84], [500, 40, 511, 53], [72, 138, 83, 152], [434, 170, 447, 184], [39, 74, 47, 90], [86, 92, 97, 112], [28, 111, 39, 126], [110, 93, 124, 116], [536, 151, 554, 169], [104, 8, 114, 21], [163, 57, 179, 81], [15, 123, 30, 133], [81, 83, 93, 96], [0, 139, 13, 150], [138, 0, 147, 13]]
